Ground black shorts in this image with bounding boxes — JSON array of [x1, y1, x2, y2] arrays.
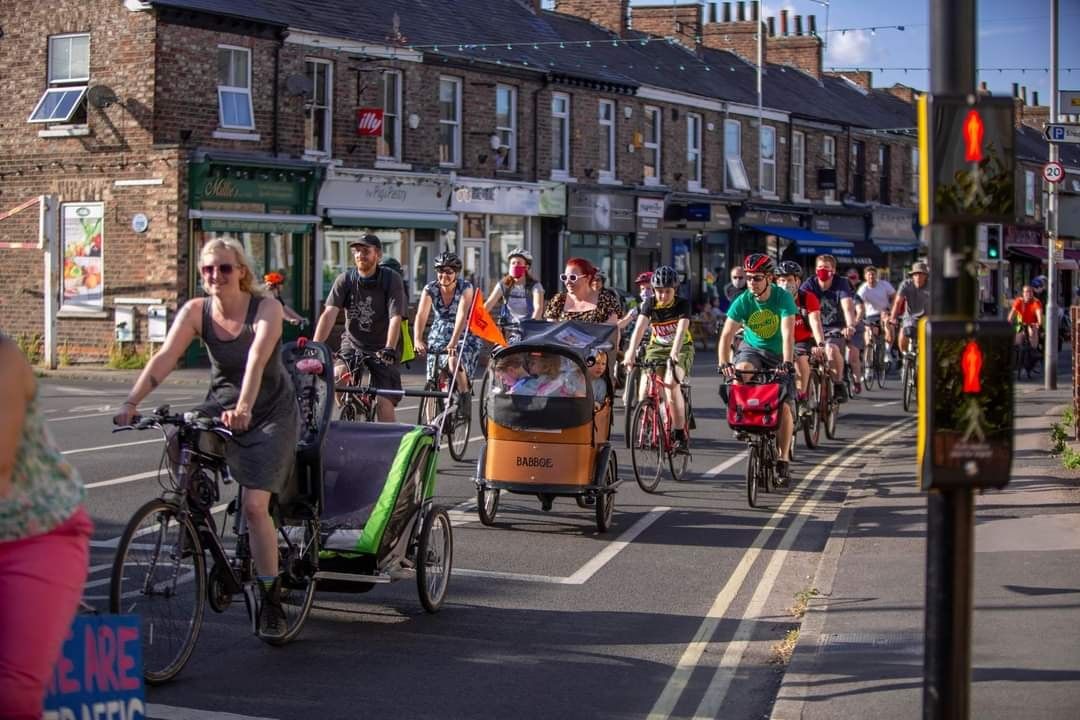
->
[[339, 348, 403, 406], [849, 323, 866, 351], [795, 340, 816, 357]]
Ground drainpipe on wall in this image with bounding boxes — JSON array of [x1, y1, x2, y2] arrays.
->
[[272, 31, 284, 157], [846, 124, 853, 202], [787, 120, 794, 204]]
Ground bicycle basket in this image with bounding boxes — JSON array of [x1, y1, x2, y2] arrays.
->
[[727, 382, 783, 431]]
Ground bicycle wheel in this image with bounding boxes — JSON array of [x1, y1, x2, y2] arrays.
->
[[447, 387, 472, 462], [746, 443, 759, 508], [902, 359, 914, 412], [802, 372, 821, 448], [418, 379, 440, 425], [823, 378, 838, 440], [623, 366, 641, 449], [595, 458, 616, 533], [478, 371, 491, 439], [477, 485, 499, 526], [875, 340, 887, 389], [630, 400, 664, 493], [110, 499, 205, 685], [416, 505, 453, 613], [904, 362, 917, 413], [271, 517, 319, 646]]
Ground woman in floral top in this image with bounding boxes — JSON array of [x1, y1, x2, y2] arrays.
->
[[0, 332, 92, 716], [544, 257, 621, 325]]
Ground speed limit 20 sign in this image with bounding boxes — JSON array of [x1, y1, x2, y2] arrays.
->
[[1043, 161, 1065, 184]]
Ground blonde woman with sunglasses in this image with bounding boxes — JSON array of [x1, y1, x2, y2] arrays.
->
[[112, 237, 298, 641]]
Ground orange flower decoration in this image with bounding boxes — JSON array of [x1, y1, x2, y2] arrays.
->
[[264, 272, 285, 286]]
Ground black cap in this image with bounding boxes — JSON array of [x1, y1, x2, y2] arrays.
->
[[348, 234, 381, 250]]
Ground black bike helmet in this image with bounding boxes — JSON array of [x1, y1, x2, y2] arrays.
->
[[776, 260, 803, 278], [433, 251, 463, 271], [743, 253, 776, 275], [651, 265, 680, 288]]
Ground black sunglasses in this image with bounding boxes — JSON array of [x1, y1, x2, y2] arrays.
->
[[201, 263, 235, 276], [747, 274, 768, 283]]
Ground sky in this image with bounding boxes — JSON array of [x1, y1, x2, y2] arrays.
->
[[609, 0, 1080, 105]]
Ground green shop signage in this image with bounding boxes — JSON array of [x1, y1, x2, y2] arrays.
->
[[189, 160, 320, 214]]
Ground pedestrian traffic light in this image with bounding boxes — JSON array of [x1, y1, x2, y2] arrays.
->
[[918, 95, 1016, 226], [917, 320, 1014, 490], [986, 224, 1001, 260]]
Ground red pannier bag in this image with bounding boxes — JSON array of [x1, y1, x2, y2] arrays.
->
[[727, 382, 783, 432]]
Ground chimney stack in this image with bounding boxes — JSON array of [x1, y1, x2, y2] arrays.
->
[[767, 16, 776, 36], [808, 15, 817, 36], [1033, 91, 1039, 106], [736, 1, 745, 22], [780, 9, 788, 35], [1021, 85, 1027, 104], [794, 15, 803, 36], [750, 1, 758, 21], [1012, 82, 1020, 98], [553, 1, 630, 36]]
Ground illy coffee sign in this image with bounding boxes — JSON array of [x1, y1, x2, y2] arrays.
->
[[356, 108, 384, 136]]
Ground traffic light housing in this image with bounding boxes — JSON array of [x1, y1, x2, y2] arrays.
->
[[917, 320, 1014, 490], [986, 224, 1001, 260], [918, 95, 1016, 226]]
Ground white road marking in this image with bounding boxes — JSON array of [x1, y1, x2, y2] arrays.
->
[[454, 507, 669, 585], [61, 437, 162, 455], [147, 704, 279, 720], [85, 470, 161, 489], [691, 424, 907, 719], [872, 400, 901, 408], [702, 450, 749, 477], [48, 385, 111, 396], [647, 419, 908, 720]]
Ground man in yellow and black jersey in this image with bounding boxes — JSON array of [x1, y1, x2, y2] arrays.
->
[[623, 266, 694, 452]]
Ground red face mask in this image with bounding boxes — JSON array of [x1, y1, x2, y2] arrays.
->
[[511, 265, 527, 279], [816, 268, 833, 282]]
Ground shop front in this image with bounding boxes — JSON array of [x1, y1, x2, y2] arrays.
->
[[661, 197, 733, 305], [318, 170, 456, 304], [811, 212, 880, 275], [187, 154, 322, 363], [449, 179, 560, 294], [740, 207, 846, 266], [869, 208, 920, 285], [563, 188, 638, 294], [1004, 223, 1048, 296]]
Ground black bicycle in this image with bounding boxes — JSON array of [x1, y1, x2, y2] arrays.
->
[[1015, 323, 1041, 380], [725, 368, 790, 509], [110, 407, 319, 683], [418, 349, 472, 462], [862, 319, 888, 390], [900, 330, 919, 413], [335, 350, 388, 422]]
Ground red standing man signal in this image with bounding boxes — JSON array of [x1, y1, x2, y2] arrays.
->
[[961, 340, 982, 394], [963, 109, 984, 163]]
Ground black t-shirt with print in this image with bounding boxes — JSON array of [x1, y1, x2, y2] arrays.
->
[[640, 297, 692, 346], [800, 275, 854, 329], [325, 267, 407, 353]]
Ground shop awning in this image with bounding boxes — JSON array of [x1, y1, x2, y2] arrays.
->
[[847, 241, 886, 267], [324, 208, 457, 230], [188, 209, 320, 234], [749, 225, 854, 256], [873, 239, 920, 253], [1007, 245, 1079, 270]]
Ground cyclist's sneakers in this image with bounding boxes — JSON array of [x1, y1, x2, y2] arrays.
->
[[257, 578, 287, 640], [673, 429, 689, 454], [853, 379, 862, 395], [834, 382, 848, 403], [776, 460, 790, 487], [456, 391, 472, 421]]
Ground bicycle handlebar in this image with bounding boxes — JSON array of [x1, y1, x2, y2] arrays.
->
[[334, 385, 450, 400], [112, 404, 233, 438]]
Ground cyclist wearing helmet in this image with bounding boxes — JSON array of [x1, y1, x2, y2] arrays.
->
[[800, 254, 858, 401], [263, 271, 307, 328], [623, 265, 694, 452], [413, 252, 478, 393], [718, 254, 797, 484], [484, 248, 544, 324], [776, 261, 825, 403], [617, 271, 655, 331]]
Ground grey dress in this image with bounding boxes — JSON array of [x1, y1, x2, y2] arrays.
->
[[198, 296, 298, 494]]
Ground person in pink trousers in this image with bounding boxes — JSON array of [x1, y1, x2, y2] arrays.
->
[[0, 332, 92, 719]]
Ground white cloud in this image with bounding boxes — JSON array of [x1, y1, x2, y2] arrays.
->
[[827, 29, 873, 66]]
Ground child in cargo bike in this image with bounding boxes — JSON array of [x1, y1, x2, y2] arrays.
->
[[716, 254, 798, 485]]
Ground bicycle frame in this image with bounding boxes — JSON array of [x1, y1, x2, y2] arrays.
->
[[635, 362, 677, 453]]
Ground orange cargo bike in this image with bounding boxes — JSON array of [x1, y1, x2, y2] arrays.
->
[[473, 320, 622, 532]]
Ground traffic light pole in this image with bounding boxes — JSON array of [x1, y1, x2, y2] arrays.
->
[[925, 0, 977, 717], [1045, 0, 1059, 390]]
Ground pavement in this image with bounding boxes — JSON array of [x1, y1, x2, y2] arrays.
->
[[770, 355, 1080, 720]]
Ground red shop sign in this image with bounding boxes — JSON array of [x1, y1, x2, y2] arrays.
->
[[356, 108, 384, 136]]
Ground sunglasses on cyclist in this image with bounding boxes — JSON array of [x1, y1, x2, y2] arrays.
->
[[747, 274, 768, 283], [560, 273, 582, 283], [201, 263, 235, 276], [435, 267, 457, 275]]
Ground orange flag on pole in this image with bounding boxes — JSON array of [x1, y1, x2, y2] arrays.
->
[[467, 290, 508, 347]]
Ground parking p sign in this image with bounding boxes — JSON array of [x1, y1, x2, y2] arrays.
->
[[1043, 161, 1065, 184]]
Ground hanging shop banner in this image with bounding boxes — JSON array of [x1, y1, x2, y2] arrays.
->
[[61, 203, 104, 311], [538, 181, 567, 217], [450, 182, 540, 216]]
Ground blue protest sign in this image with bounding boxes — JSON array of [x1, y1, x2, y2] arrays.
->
[[42, 614, 146, 720]]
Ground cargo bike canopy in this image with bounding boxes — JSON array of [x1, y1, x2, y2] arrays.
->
[[488, 320, 616, 431]]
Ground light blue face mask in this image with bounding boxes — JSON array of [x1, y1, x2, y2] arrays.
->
[[640, 288, 654, 301]]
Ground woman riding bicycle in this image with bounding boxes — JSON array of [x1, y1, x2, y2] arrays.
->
[[263, 271, 307, 329], [412, 251, 478, 394], [622, 266, 694, 453], [113, 237, 298, 641], [484, 248, 545, 335]]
